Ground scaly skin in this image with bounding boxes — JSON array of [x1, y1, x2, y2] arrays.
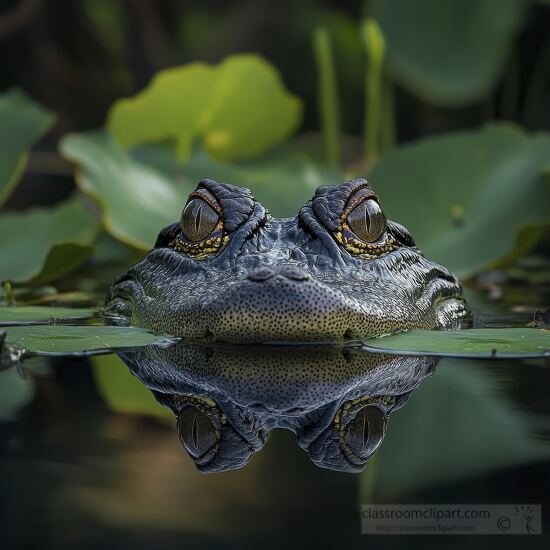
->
[[106, 178, 470, 342], [119, 343, 438, 473]]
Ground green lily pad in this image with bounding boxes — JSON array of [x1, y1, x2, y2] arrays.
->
[[0, 306, 98, 326], [363, 328, 549, 357], [0, 197, 100, 284], [371, 0, 527, 106], [107, 54, 302, 161], [60, 132, 190, 249], [3, 325, 175, 355], [370, 124, 550, 277], [0, 88, 55, 206]]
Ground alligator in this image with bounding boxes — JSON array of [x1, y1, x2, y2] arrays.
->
[[106, 178, 470, 342]]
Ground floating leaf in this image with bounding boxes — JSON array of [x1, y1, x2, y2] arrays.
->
[[370, 124, 550, 277], [371, 0, 527, 106], [107, 54, 302, 161], [0, 306, 98, 326], [0, 197, 100, 284], [0, 88, 55, 206], [4, 325, 175, 355], [363, 328, 549, 357]]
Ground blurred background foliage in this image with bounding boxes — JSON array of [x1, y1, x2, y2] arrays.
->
[[0, 0, 549, 303]]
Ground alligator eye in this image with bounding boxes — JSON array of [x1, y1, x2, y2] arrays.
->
[[347, 199, 386, 242], [180, 198, 219, 242], [344, 405, 386, 460], [177, 405, 218, 458]]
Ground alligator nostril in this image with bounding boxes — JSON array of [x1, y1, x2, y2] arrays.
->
[[247, 267, 276, 282], [343, 328, 354, 340], [280, 265, 310, 281]]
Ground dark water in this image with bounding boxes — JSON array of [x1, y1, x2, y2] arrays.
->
[[1, 334, 549, 549]]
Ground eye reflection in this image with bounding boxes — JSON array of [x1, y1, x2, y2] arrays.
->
[[120, 344, 437, 473], [344, 405, 386, 460], [177, 405, 218, 458]]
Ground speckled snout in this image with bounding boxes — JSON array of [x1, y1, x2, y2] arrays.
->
[[201, 265, 367, 343]]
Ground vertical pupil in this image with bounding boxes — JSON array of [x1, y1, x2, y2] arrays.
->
[[180, 198, 218, 242], [362, 412, 369, 451], [347, 198, 386, 243], [364, 209, 370, 234], [191, 413, 199, 449], [195, 205, 202, 233]]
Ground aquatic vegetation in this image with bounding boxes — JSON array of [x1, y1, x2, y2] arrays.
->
[[0, 89, 54, 207], [107, 55, 303, 161]]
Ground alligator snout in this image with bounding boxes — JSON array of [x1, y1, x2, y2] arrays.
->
[[202, 264, 365, 343]]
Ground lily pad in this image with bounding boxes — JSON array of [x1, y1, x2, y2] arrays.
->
[[107, 54, 302, 161], [0, 306, 98, 326], [60, 132, 190, 249], [0, 202, 98, 282], [0, 197, 100, 284], [370, 124, 550, 277], [371, 0, 527, 106], [3, 325, 176, 355], [363, 328, 549, 358], [0, 88, 55, 206]]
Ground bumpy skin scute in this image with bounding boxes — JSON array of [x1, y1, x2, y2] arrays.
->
[[106, 178, 470, 342], [119, 343, 438, 473]]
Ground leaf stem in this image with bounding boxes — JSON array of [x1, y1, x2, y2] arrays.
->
[[361, 19, 385, 164], [313, 27, 341, 168]]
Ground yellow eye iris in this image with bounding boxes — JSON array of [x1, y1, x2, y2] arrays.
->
[[180, 198, 219, 242], [170, 196, 228, 258], [335, 196, 397, 258], [347, 199, 386, 243]]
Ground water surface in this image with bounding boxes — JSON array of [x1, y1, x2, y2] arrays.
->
[[1, 334, 548, 548]]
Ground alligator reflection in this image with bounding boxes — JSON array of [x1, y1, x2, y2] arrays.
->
[[118, 344, 438, 473]]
